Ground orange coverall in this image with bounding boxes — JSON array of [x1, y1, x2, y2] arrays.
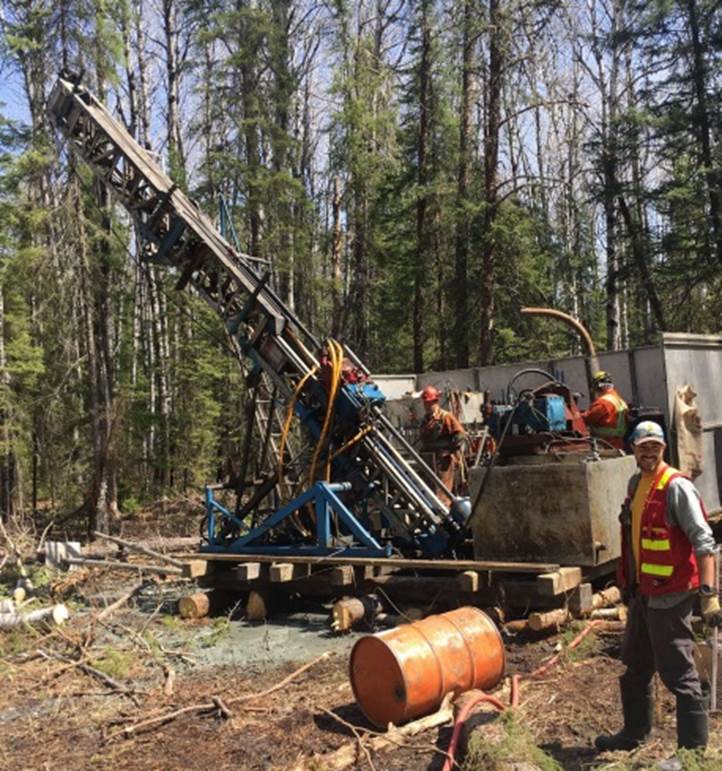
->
[[420, 408, 466, 506]]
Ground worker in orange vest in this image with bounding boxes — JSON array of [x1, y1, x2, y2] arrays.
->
[[582, 370, 628, 450], [418, 385, 466, 507], [594, 421, 721, 770]]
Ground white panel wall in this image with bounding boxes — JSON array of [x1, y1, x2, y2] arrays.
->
[[374, 334, 722, 512]]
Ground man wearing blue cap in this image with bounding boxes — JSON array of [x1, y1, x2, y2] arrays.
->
[[595, 421, 721, 770]]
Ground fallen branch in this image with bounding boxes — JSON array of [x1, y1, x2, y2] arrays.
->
[[93, 531, 185, 568], [65, 557, 183, 577], [108, 650, 333, 740], [317, 707, 377, 770], [225, 650, 333, 706], [0, 604, 69, 630], [97, 580, 149, 621], [38, 536, 199, 561], [298, 699, 454, 770], [36, 648, 138, 695]]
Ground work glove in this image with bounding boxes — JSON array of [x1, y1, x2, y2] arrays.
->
[[700, 592, 722, 627]]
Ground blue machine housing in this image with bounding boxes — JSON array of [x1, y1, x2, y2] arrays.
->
[[489, 394, 567, 437]]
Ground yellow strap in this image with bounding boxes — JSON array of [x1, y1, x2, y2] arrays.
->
[[656, 466, 677, 490], [641, 538, 671, 551], [641, 563, 674, 577]]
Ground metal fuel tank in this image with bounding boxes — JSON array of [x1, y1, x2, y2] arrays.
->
[[349, 606, 505, 727]]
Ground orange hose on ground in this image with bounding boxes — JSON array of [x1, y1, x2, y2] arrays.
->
[[441, 693, 507, 771], [443, 620, 604, 770]]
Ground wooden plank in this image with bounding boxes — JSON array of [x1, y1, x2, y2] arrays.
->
[[330, 566, 355, 587], [235, 562, 261, 581], [569, 583, 593, 617], [496, 579, 566, 610], [457, 571, 479, 592], [270, 563, 311, 582], [536, 567, 582, 597], [182, 559, 209, 579], [270, 563, 295, 582], [181, 553, 559, 575]]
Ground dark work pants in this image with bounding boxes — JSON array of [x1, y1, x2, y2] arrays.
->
[[621, 593, 703, 701]]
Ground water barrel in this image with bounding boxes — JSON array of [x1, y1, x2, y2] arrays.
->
[[349, 606, 505, 727]]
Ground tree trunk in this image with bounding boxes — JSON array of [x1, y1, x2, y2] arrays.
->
[[478, 0, 503, 366], [413, 0, 432, 373], [454, 0, 473, 369], [685, 0, 722, 265], [330, 176, 343, 338], [162, 0, 186, 184]]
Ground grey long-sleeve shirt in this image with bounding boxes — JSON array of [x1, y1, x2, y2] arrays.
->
[[627, 472, 716, 608]]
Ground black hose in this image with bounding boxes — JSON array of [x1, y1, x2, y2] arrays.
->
[[505, 367, 559, 404]]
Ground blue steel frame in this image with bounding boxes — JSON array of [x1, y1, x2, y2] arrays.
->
[[201, 481, 392, 557]]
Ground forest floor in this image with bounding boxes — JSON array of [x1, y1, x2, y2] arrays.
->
[[1, 516, 722, 771]]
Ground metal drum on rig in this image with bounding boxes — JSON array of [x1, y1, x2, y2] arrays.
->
[[349, 606, 505, 727]]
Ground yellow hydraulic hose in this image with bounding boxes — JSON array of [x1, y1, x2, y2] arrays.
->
[[278, 363, 319, 485], [309, 338, 342, 485], [330, 425, 373, 463]]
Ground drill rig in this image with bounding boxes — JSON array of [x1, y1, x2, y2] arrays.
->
[[48, 75, 470, 559]]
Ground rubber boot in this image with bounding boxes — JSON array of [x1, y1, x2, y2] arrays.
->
[[594, 678, 653, 752], [656, 695, 709, 771], [676, 695, 708, 750]]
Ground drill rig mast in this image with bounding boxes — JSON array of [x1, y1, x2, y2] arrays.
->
[[48, 75, 470, 558]]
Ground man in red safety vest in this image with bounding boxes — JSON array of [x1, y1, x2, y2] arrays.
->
[[594, 421, 721, 770], [418, 385, 466, 507], [582, 370, 628, 450]]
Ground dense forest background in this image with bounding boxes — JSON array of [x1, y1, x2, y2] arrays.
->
[[0, 0, 720, 526]]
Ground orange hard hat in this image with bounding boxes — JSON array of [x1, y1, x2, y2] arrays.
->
[[421, 385, 440, 403]]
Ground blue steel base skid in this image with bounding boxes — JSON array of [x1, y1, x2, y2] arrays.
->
[[201, 482, 392, 558]]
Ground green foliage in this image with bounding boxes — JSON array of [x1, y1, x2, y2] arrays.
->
[[462, 710, 563, 771], [90, 647, 135, 680], [200, 616, 231, 648], [1, 0, 721, 526]]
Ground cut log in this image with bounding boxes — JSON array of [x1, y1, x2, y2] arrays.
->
[[528, 608, 570, 632], [504, 619, 529, 633], [591, 586, 622, 609], [331, 597, 367, 632], [590, 606, 627, 621], [178, 592, 211, 619], [246, 589, 274, 622], [0, 603, 69, 630]]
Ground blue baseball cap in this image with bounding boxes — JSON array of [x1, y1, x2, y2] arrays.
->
[[630, 420, 666, 446]]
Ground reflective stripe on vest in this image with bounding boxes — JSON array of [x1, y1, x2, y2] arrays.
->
[[640, 562, 674, 577], [638, 465, 688, 586], [590, 391, 627, 437]]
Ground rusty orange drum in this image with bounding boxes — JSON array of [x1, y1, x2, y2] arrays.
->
[[349, 606, 505, 727]]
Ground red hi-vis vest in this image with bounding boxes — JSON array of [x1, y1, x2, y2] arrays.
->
[[618, 464, 704, 596]]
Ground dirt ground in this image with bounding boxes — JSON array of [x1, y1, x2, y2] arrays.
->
[[2, 561, 722, 771], [5, 436, 722, 771]]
